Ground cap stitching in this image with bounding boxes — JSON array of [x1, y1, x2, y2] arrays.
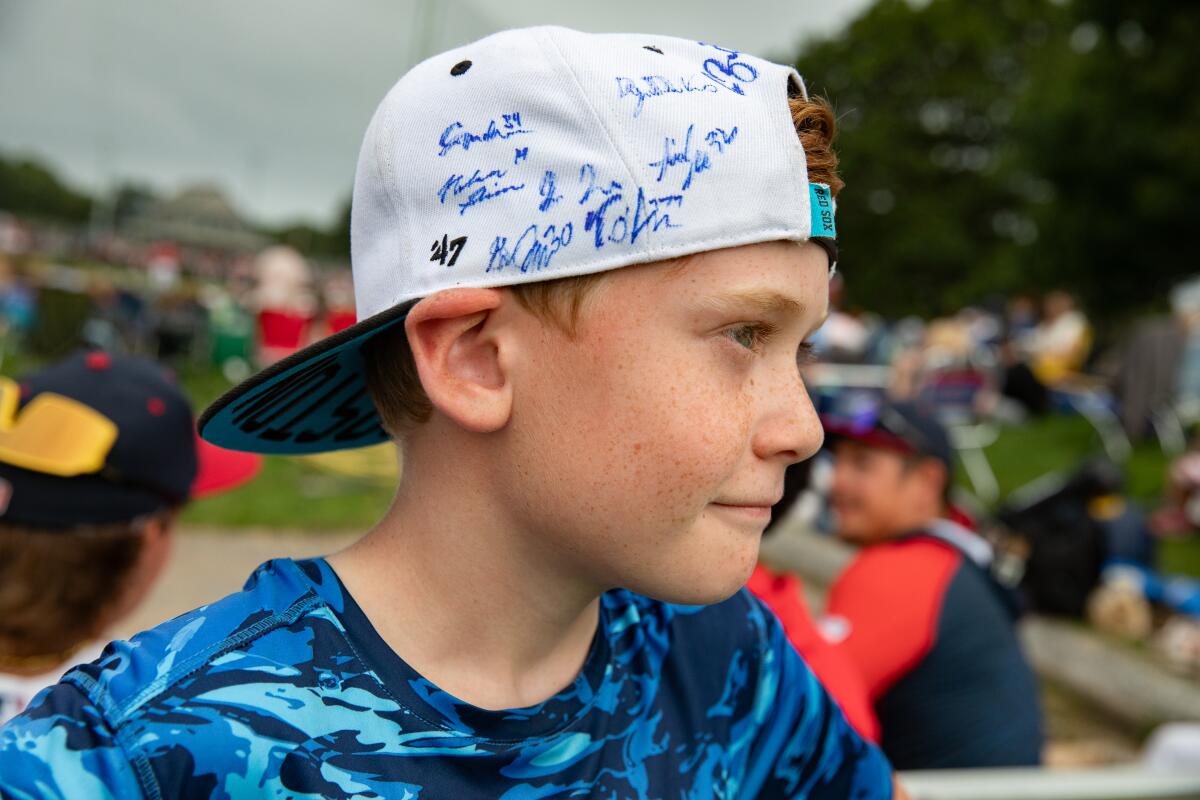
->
[[539, 31, 644, 215]]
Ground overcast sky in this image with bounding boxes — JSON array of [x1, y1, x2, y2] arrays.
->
[[0, 0, 870, 226]]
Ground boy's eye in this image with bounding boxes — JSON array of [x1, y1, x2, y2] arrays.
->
[[725, 324, 765, 350]]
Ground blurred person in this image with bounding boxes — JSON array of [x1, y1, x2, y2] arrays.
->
[[811, 273, 871, 362], [1111, 275, 1200, 441], [0, 256, 36, 354], [822, 400, 1044, 769], [1005, 294, 1038, 341], [922, 315, 972, 369], [80, 276, 123, 351], [320, 268, 357, 336], [1153, 432, 1200, 537], [0, 351, 259, 723], [151, 286, 207, 365], [998, 333, 1050, 418], [884, 316, 927, 400], [249, 244, 317, 365], [1023, 290, 1092, 385], [958, 305, 1002, 357]]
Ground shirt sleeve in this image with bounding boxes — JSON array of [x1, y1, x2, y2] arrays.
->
[[740, 598, 893, 800], [0, 681, 142, 799]]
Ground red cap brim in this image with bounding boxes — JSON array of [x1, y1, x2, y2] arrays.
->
[[191, 433, 263, 499], [821, 421, 918, 458]]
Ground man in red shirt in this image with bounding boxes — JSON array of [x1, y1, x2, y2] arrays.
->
[[821, 401, 1043, 769]]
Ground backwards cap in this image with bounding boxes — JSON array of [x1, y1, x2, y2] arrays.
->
[[199, 26, 837, 455]]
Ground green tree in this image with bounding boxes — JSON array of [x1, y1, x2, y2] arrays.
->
[[1010, 0, 1200, 319], [796, 0, 1070, 317], [791, 0, 1198, 323], [0, 155, 93, 223]]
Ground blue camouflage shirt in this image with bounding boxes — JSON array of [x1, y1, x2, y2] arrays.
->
[[0, 558, 891, 799]]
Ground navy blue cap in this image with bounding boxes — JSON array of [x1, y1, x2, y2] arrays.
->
[[821, 399, 955, 472], [0, 351, 199, 527]]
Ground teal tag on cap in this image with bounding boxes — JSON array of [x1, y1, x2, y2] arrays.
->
[[809, 182, 836, 239]]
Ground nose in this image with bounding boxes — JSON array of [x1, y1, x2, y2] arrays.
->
[[751, 368, 823, 465]]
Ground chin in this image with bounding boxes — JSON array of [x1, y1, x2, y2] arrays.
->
[[656, 580, 747, 607], [832, 510, 865, 543], [835, 528, 866, 546], [625, 550, 760, 607]]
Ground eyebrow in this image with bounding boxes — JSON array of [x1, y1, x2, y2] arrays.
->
[[701, 289, 807, 319]]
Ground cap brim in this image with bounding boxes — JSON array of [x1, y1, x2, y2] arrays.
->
[[191, 435, 263, 498], [820, 419, 917, 457], [198, 303, 409, 454]]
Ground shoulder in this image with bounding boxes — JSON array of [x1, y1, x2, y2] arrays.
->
[[603, 586, 787, 716], [825, 538, 966, 693], [657, 590, 895, 798], [61, 558, 332, 726]]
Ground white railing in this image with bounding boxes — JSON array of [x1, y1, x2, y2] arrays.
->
[[901, 765, 1200, 800]]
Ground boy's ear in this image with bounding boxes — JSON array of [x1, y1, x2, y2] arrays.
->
[[404, 288, 512, 433]]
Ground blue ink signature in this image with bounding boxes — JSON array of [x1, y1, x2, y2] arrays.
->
[[697, 43, 759, 96], [648, 124, 739, 191], [438, 113, 532, 157], [583, 185, 683, 249], [538, 170, 563, 212], [577, 163, 623, 206], [514, 147, 529, 164], [615, 74, 719, 117], [438, 169, 526, 215], [487, 222, 574, 273], [705, 127, 738, 153]]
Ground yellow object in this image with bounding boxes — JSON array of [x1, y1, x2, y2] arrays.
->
[[1088, 494, 1126, 522], [1032, 324, 1093, 386], [0, 377, 118, 477], [299, 442, 399, 485]]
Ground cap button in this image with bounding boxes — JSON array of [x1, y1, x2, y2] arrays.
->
[[146, 397, 166, 417], [85, 352, 112, 371]]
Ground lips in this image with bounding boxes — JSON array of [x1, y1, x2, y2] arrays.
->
[[711, 495, 782, 509], [711, 502, 775, 510]]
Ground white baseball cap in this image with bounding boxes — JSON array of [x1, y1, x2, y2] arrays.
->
[[199, 26, 837, 454]]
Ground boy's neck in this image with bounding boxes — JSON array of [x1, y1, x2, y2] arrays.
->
[[328, 429, 603, 712]]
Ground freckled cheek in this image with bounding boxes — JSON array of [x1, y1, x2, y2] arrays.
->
[[618, 378, 751, 510]]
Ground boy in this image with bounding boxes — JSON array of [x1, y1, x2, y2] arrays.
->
[[0, 351, 259, 724], [1, 28, 902, 797]]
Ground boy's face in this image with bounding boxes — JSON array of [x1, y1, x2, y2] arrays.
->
[[497, 240, 829, 605]]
